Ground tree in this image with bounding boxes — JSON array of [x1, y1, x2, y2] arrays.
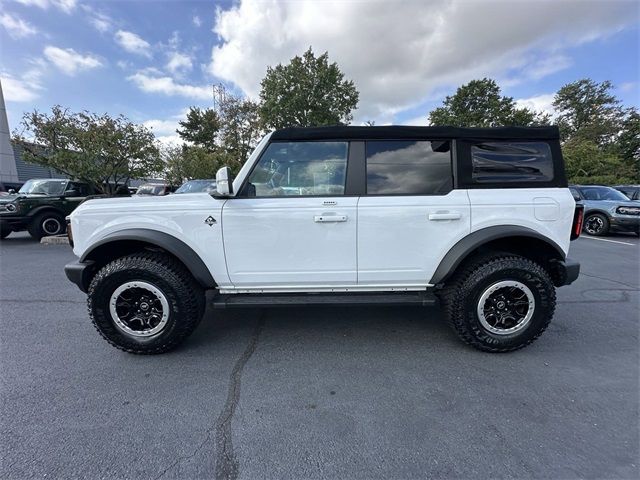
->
[[14, 106, 162, 194], [218, 93, 263, 167], [428, 78, 549, 127], [552, 79, 624, 146], [259, 47, 359, 129], [617, 108, 640, 180], [163, 145, 231, 184], [176, 107, 221, 151]]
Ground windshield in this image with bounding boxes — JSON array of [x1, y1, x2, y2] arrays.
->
[[136, 185, 164, 195], [581, 186, 630, 201], [175, 180, 217, 194], [18, 179, 67, 195]]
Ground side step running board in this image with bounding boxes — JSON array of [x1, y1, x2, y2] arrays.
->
[[211, 292, 439, 309]]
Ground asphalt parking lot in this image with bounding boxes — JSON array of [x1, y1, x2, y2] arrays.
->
[[1, 232, 639, 479]]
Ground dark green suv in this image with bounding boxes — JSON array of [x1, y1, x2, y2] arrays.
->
[[0, 179, 95, 240]]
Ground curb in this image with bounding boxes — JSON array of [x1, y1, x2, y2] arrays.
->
[[41, 235, 70, 246]]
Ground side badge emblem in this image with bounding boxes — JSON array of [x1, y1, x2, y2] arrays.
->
[[205, 216, 217, 226]]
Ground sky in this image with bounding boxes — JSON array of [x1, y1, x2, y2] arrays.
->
[[1, 0, 638, 146]]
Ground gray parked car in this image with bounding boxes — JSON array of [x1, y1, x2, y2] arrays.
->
[[613, 185, 640, 201], [570, 185, 640, 236]]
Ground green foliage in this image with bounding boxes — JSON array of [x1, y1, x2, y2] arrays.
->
[[553, 79, 624, 146], [617, 108, 640, 180], [13, 106, 162, 194], [428, 78, 549, 127], [259, 47, 359, 129], [163, 145, 231, 185], [218, 93, 263, 167], [176, 107, 221, 151], [562, 137, 634, 182]]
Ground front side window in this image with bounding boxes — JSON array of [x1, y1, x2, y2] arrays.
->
[[18, 179, 67, 195], [471, 142, 553, 183], [365, 140, 452, 195], [246, 141, 348, 196]]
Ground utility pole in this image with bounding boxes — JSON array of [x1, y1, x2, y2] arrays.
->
[[212, 83, 227, 113]]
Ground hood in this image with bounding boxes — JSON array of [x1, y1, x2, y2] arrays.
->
[[0, 193, 58, 203], [73, 192, 219, 216], [587, 199, 639, 208]]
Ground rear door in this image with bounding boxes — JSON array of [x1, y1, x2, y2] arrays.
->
[[222, 140, 358, 289], [357, 139, 471, 286]]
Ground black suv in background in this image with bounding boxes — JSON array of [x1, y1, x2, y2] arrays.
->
[[0, 179, 95, 240], [613, 185, 640, 201]]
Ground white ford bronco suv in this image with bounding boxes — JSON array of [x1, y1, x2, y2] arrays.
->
[[65, 126, 583, 354]]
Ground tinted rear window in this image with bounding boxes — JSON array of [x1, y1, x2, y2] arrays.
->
[[471, 142, 553, 183], [366, 140, 452, 195]]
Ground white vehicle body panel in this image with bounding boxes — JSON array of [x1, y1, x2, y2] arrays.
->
[[221, 196, 358, 288], [467, 188, 574, 256], [70, 193, 233, 288], [357, 190, 471, 285]]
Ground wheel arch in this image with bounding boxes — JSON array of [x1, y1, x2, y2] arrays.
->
[[27, 206, 66, 218], [430, 225, 566, 286], [80, 229, 217, 289]]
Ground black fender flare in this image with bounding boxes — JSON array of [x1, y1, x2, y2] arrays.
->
[[80, 228, 216, 288], [27, 206, 66, 218], [429, 225, 566, 285]]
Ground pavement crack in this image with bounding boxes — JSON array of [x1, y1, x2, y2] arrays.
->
[[214, 313, 266, 480], [579, 272, 639, 290]]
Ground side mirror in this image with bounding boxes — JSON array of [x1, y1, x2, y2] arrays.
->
[[215, 167, 234, 196], [8, 189, 15, 194], [65, 189, 80, 197], [572, 193, 581, 202]]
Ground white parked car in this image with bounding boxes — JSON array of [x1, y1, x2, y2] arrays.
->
[[65, 126, 583, 354]]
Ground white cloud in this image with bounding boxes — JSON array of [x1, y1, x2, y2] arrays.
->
[[115, 30, 152, 58], [128, 72, 211, 100], [15, 0, 77, 13], [1, 71, 43, 102], [43, 46, 103, 76], [90, 12, 112, 32], [166, 51, 193, 74], [619, 82, 637, 93], [209, 0, 636, 123], [516, 93, 556, 117], [193, 15, 202, 27], [143, 118, 183, 146], [1, 12, 37, 38]]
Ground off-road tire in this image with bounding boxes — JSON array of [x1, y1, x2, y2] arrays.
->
[[27, 211, 66, 240], [88, 252, 205, 354], [439, 254, 556, 353], [583, 213, 610, 236]]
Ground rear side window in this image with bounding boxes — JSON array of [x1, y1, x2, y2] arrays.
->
[[471, 142, 553, 183], [365, 140, 452, 195]]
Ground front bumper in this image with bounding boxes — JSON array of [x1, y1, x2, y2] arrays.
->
[[610, 215, 640, 233], [0, 216, 29, 231], [64, 260, 95, 292], [554, 258, 580, 286]]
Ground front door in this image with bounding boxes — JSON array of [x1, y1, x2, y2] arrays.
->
[[222, 140, 357, 290], [357, 139, 471, 286]]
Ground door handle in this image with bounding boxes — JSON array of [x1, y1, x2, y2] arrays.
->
[[314, 215, 347, 223], [428, 212, 461, 221]]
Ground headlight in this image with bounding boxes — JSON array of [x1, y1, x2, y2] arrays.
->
[[616, 206, 640, 215]]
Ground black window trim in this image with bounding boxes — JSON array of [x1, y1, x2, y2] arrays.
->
[[363, 139, 454, 197]]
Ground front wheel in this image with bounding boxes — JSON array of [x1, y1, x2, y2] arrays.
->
[[440, 255, 556, 353], [583, 213, 610, 236], [88, 252, 205, 354]]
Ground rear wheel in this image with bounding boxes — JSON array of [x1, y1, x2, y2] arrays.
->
[[27, 212, 65, 240], [439, 254, 556, 353], [88, 252, 205, 354], [583, 213, 609, 236]]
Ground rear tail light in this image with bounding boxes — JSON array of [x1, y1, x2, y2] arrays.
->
[[571, 204, 584, 240], [66, 216, 74, 247]]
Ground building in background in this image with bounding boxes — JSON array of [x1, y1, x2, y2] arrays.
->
[[0, 80, 62, 187]]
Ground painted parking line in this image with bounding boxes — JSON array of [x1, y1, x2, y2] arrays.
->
[[580, 236, 637, 246]]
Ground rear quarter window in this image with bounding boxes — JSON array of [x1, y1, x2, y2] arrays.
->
[[471, 142, 553, 183]]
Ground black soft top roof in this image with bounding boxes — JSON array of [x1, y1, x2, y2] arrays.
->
[[271, 125, 560, 141]]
